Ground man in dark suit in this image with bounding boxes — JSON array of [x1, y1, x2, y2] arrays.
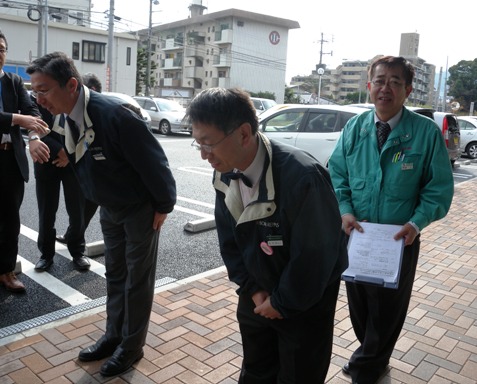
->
[[55, 72, 102, 245], [27, 52, 176, 377], [0, 30, 49, 293], [28, 106, 90, 271]]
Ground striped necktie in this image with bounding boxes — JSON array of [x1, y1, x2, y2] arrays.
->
[[376, 121, 391, 151]]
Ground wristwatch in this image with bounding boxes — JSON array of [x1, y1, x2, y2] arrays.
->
[[29, 135, 40, 141]]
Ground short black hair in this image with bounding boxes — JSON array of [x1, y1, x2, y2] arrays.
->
[[369, 56, 415, 86], [186, 87, 258, 134], [83, 72, 102, 93], [0, 30, 8, 49], [26, 51, 83, 89]]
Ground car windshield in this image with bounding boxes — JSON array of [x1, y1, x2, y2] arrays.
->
[[262, 99, 277, 109], [157, 99, 184, 112]]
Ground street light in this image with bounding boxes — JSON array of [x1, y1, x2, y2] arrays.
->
[[317, 68, 325, 105], [146, 0, 160, 97]]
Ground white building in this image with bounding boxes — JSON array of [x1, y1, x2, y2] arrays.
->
[[0, 13, 138, 94], [141, 4, 299, 104]]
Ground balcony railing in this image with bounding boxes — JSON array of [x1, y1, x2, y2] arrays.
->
[[214, 29, 233, 44]]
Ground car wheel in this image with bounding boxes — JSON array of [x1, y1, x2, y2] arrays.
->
[[159, 120, 171, 135], [466, 142, 477, 159]]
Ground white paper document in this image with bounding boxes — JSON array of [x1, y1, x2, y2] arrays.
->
[[342, 222, 405, 289]]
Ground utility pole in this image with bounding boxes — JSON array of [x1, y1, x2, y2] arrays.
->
[[434, 67, 443, 111], [317, 32, 332, 69], [107, 0, 114, 92], [37, 0, 43, 57], [146, 0, 159, 97], [443, 57, 449, 112], [146, 0, 153, 96]]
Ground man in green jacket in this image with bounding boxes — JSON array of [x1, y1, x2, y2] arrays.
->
[[329, 56, 454, 384]]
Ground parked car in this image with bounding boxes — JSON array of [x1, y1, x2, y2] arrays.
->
[[102, 92, 152, 131], [456, 116, 477, 159], [133, 96, 189, 135], [251, 97, 277, 116], [432, 112, 461, 165], [258, 104, 367, 166]]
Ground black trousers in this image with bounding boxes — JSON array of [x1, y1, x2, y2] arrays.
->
[[237, 278, 340, 384], [101, 201, 159, 350], [64, 198, 98, 239], [0, 151, 24, 274], [36, 165, 86, 259], [346, 237, 420, 384]]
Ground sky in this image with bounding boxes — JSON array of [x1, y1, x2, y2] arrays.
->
[[91, 0, 476, 83]]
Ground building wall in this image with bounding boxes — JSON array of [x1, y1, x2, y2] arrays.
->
[[400, 32, 420, 57], [0, 13, 137, 95], [227, 18, 288, 102]]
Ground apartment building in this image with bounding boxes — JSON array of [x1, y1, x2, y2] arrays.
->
[[141, 3, 299, 104]]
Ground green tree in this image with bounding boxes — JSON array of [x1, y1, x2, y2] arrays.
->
[[344, 92, 360, 104], [248, 91, 276, 100], [284, 86, 301, 104], [447, 59, 477, 111], [136, 47, 158, 96]]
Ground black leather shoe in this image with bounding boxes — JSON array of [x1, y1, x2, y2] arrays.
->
[[56, 235, 68, 244], [72, 256, 91, 270], [100, 347, 144, 377], [78, 336, 118, 362], [342, 363, 351, 375], [35, 258, 53, 272]]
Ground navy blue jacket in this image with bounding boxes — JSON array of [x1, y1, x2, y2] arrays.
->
[[68, 89, 176, 213], [214, 134, 348, 318]]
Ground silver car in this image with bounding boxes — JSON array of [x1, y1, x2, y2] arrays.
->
[[134, 97, 188, 135], [457, 116, 477, 159]]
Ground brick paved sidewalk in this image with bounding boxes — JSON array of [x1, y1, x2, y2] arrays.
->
[[1, 179, 476, 383]]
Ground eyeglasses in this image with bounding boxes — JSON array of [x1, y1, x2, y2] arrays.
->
[[0, 49, 7, 54], [31, 86, 57, 99], [191, 128, 238, 153], [371, 79, 405, 89]]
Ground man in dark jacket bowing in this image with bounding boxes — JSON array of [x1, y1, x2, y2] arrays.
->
[[186, 87, 347, 383], [27, 52, 176, 377]]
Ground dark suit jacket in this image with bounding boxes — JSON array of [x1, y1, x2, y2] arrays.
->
[[69, 89, 176, 214], [0, 72, 41, 182], [32, 103, 70, 180]]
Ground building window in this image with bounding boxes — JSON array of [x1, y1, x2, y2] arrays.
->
[[126, 47, 131, 66], [72, 42, 79, 60], [82, 41, 106, 63]]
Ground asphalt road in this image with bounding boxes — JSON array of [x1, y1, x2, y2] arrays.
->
[[1, 133, 476, 340]]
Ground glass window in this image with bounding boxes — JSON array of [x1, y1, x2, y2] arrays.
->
[[126, 47, 131, 66], [72, 42, 79, 60], [261, 112, 305, 133], [305, 112, 338, 133], [82, 41, 106, 63]]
